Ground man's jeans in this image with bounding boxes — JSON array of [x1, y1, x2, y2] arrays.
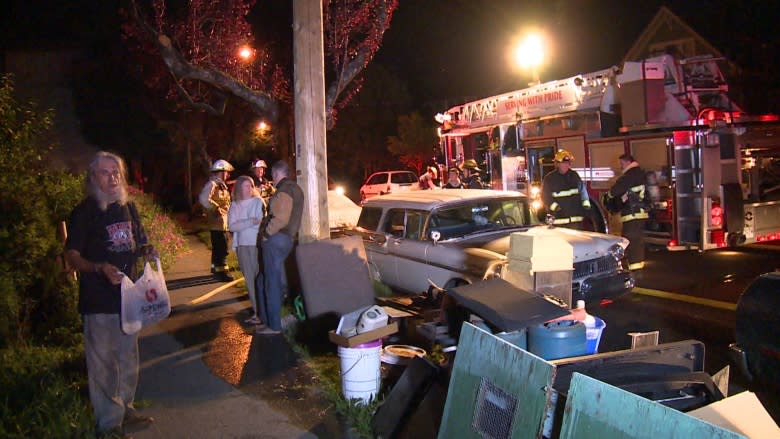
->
[[83, 313, 139, 433], [256, 233, 293, 331]]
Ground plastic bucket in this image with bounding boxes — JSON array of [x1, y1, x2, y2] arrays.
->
[[528, 320, 587, 360], [585, 317, 606, 354], [338, 339, 382, 404]]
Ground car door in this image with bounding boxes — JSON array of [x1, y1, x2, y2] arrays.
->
[[362, 173, 389, 199], [384, 209, 431, 294], [355, 206, 396, 285]]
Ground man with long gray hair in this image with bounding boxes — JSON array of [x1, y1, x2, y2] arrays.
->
[[65, 151, 157, 437]]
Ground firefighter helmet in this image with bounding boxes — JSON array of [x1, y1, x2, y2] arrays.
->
[[554, 150, 574, 163], [463, 159, 482, 172], [210, 159, 234, 172], [250, 159, 267, 169]]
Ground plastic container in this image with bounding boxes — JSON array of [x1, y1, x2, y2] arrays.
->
[[584, 317, 606, 354], [338, 339, 382, 404], [496, 329, 528, 350], [576, 300, 606, 354], [527, 320, 587, 360]]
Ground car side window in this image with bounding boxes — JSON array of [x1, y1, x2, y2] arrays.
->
[[384, 209, 406, 237], [391, 172, 416, 184], [357, 207, 383, 231], [367, 173, 386, 185], [382, 209, 427, 240], [404, 211, 426, 240]]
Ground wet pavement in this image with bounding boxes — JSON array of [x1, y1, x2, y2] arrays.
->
[[132, 228, 346, 439]]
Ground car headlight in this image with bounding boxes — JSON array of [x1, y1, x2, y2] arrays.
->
[[608, 244, 625, 262]]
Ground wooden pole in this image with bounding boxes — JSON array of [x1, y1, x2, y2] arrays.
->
[[186, 140, 192, 215], [292, 0, 329, 243]]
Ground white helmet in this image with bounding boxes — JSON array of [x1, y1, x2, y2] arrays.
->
[[210, 159, 234, 172], [251, 159, 267, 169]]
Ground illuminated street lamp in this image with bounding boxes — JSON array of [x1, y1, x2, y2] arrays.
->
[[257, 120, 269, 132], [238, 45, 254, 61], [513, 33, 545, 85]]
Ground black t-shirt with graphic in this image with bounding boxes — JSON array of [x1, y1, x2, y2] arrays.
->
[[66, 198, 148, 314]]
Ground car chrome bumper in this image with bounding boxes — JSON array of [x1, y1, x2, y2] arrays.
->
[[576, 271, 635, 303]]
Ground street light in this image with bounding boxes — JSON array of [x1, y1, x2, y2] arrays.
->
[[238, 45, 254, 61], [238, 45, 255, 83], [513, 33, 545, 85]]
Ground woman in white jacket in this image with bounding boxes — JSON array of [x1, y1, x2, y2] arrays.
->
[[228, 176, 265, 325]]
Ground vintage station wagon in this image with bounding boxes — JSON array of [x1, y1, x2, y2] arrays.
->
[[351, 189, 634, 303]]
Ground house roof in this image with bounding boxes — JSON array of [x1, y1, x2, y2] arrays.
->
[[622, 6, 736, 73]]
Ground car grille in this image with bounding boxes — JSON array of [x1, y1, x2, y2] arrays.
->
[[573, 255, 620, 279]]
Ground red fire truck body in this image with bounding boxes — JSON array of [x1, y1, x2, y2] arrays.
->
[[436, 55, 780, 250]]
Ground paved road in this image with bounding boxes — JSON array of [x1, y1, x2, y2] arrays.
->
[[638, 243, 780, 303]]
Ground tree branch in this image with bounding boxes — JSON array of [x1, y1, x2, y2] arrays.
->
[[156, 34, 278, 121]]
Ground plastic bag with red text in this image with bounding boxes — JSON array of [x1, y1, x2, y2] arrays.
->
[[120, 258, 171, 335]]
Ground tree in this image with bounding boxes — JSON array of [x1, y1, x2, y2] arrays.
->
[[123, 0, 397, 128], [386, 112, 438, 175]]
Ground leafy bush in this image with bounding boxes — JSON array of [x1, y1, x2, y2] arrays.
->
[[0, 345, 93, 438], [0, 75, 84, 347], [129, 187, 188, 270]]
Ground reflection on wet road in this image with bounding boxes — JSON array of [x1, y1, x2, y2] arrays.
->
[[170, 299, 343, 436]]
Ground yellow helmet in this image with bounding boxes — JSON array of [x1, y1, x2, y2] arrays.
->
[[554, 150, 574, 163]]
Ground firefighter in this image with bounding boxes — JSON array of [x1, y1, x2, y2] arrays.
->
[[605, 153, 648, 273], [199, 159, 234, 281], [461, 159, 485, 189], [250, 159, 273, 198], [541, 149, 591, 229]]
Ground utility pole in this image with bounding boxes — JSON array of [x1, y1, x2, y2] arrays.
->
[[292, 0, 329, 243]]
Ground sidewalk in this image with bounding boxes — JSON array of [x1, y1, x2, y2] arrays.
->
[[131, 223, 346, 438]]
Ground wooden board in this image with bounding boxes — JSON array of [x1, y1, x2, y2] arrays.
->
[[438, 322, 555, 439], [560, 373, 746, 439]]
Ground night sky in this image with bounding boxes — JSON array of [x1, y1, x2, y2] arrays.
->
[[2, 1, 778, 113], [375, 0, 779, 111]]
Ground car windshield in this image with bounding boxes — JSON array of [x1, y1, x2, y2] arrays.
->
[[428, 198, 534, 240]]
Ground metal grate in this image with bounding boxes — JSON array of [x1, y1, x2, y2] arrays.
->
[[573, 255, 620, 279], [471, 377, 517, 439]]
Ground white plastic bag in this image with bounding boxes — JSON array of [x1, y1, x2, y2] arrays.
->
[[120, 258, 171, 334]]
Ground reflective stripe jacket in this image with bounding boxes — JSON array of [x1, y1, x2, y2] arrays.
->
[[199, 176, 231, 231], [608, 162, 648, 222], [542, 169, 588, 222]]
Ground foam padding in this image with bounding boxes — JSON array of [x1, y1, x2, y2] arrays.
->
[[295, 235, 376, 318]]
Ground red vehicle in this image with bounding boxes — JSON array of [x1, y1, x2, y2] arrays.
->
[[436, 55, 780, 250]]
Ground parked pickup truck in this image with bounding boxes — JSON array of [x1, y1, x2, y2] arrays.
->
[[349, 189, 634, 303]]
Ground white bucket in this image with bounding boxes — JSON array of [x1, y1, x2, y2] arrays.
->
[[338, 339, 382, 404]]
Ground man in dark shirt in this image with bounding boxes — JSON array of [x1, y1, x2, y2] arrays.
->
[[255, 160, 304, 335], [65, 151, 157, 437]]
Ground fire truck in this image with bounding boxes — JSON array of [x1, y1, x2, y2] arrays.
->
[[435, 54, 780, 250]]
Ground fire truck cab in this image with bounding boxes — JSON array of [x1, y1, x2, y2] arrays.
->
[[436, 54, 780, 250]]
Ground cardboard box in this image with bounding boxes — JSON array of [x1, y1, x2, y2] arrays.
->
[[329, 321, 399, 347]]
